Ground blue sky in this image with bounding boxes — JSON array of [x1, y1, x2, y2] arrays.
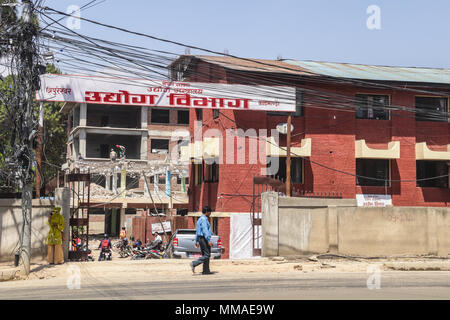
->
[[41, 0, 450, 69]]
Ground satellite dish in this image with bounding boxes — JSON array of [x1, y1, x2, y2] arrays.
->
[[276, 123, 294, 134]]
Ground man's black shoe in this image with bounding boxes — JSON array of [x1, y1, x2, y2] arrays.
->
[[202, 271, 214, 275]]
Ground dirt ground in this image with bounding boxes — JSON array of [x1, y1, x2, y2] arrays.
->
[[1, 237, 448, 282], [2, 251, 448, 282]]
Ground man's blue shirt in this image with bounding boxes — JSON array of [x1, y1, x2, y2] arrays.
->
[[195, 215, 212, 243]]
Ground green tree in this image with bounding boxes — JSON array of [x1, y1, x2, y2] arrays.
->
[[0, 0, 18, 33], [0, 1, 66, 194], [37, 64, 67, 192], [0, 64, 66, 193]]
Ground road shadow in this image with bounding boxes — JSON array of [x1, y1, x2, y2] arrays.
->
[[30, 262, 58, 273]]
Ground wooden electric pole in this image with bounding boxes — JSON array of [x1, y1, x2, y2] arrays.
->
[[286, 114, 292, 197], [36, 102, 44, 198]]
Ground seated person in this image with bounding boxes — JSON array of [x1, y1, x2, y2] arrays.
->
[[150, 232, 162, 250], [133, 239, 142, 249]]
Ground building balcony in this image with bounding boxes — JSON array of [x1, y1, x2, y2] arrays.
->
[[355, 139, 400, 159], [416, 142, 450, 161]]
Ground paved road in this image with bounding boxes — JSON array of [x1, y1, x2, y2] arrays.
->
[[0, 270, 449, 300]]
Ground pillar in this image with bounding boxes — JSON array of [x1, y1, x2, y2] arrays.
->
[[327, 205, 338, 253], [120, 206, 126, 230], [79, 129, 86, 158], [55, 187, 70, 261], [112, 170, 118, 194], [105, 173, 110, 191], [141, 131, 148, 160], [79, 103, 87, 126]]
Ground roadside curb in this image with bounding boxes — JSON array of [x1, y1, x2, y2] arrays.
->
[[0, 268, 21, 282], [383, 261, 450, 271]]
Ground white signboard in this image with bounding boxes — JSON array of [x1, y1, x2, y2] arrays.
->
[[356, 194, 392, 207], [151, 221, 171, 233], [36, 74, 296, 112]]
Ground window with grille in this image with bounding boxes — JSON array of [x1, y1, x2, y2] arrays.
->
[[355, 94, 390, 120]]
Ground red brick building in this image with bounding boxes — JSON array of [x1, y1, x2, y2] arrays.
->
[[170, 56, 450, 259]]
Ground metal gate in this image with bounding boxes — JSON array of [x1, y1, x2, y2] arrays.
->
[[66, 170, 91, 261], [251, 176, 285, 256]]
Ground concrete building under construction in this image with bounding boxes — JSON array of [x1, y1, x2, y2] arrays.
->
[[44, 75, 191, 238]]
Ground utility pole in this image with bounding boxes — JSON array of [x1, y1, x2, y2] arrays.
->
[[286, 114, 292, 197], [18, 0, 39, 275], [36, 101, 44, 198]]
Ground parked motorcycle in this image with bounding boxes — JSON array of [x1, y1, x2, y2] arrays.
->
[[87, 249, 94, 261], [145, 244, 171, 259], [130, 247, 148, 260], [98, 248, 112, 261]]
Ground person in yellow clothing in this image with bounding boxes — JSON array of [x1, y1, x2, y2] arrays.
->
[[46, 206, 65, 264]]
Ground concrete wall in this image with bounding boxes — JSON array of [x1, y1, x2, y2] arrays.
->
[[0, 199, 52, 262], [0, 188, 70, 262], [261, 192, 450, 257]]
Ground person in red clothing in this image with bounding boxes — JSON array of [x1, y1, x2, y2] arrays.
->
[[98, 234, 112, 261]]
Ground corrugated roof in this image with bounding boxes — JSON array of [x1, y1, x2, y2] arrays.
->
[[176, 55, 309, 75], [173, 55, 450, 85], [284, 60, 450, 84]]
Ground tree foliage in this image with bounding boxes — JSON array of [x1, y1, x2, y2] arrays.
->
[[0, 64, 66, 192], [0, 2, 66, 193]]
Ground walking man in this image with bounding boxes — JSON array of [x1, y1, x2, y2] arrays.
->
[[190, 206, 214, 275]]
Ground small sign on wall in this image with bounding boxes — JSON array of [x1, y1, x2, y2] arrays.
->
[[151, 221, 171, 233], [356, 194, 392, 207]]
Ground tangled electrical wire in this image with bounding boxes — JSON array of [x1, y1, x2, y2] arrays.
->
[[2, 1, 450, 190]]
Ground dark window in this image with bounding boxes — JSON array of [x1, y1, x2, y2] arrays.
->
[[205, 162, 219, 183], [417, 161, 448, 188], [151, 108, 170, 123], [267, 88, 303, 117], [267, 157, 303, 184], [91, 174, 106, 188], [177, 109, 189, 124], [415, 97, 448, 122], [151, 139, 169, 154], [356, 159, 390, 186], [194, 163, 203, 185], [150, 175, 165, 184], [126, 175, 139, 189], [177, 176, 189, 184], [213, 109, 220, 119], [355, 94, 389, 120], [195, 109, 203, 122], [100, 116, 109, 127], [100, 144, 109, 158]]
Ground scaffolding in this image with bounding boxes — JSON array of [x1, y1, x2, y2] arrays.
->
[[66, 169, 91, 261]]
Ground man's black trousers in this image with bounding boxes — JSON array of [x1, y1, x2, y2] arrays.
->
[[192, 236, 211, 273]]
